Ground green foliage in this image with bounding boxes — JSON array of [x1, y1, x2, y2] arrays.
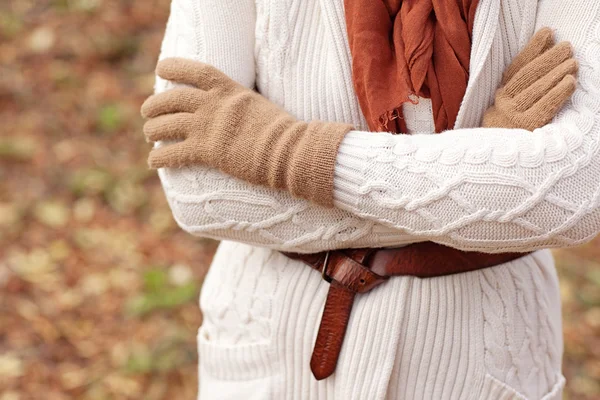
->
[[124, 337, 195, 374], [0, 13, 23, 38], [69, 168, 115, 197], [0, 137, 37, 161], [51, 0, 100, 12], [97, 104, 124, 134], [125, 269, 199, 317]]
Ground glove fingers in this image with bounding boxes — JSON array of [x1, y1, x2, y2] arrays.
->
[[156, 58, 232, 91], [141, 87, 206, 118], [524, 75, 577, 129], [148, 142, 197, 169], [143, 113, 195, 142], [513, 58, 578, 112], [505, 41, 573, 97], [502, 27, 554, 84]]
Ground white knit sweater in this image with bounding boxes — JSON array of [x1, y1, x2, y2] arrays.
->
[[152, 0, 600, 398], [157, 0, 600, 255]]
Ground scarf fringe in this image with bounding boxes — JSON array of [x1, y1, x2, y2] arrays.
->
[[377, 95, 420, 132]]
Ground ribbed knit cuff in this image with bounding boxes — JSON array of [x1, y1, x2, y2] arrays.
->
[[288, 121, 353, 207], [332, 130, 393, 209]]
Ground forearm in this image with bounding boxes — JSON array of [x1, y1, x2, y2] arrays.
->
[[332, 122, 600, 253], [327, 1, 600, 253], [160, 165, 419, 253], [155, 0, 600, 254], [154, 0, 415, 252]]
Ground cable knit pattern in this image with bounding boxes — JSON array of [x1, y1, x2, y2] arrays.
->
[[157, 0, 600, 255], [480, 251, 562, 399], [335, 1, 600, 253], [154, 0, 569, 398]]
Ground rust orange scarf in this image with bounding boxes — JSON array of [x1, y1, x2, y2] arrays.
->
[[344, 0, 479, 133]]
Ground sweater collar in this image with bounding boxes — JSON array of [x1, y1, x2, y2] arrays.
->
[[455, 0, 501, 129]]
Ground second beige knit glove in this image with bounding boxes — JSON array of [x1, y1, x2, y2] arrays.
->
[[483, 28, 578, 130], [141, 58, 353, 207]]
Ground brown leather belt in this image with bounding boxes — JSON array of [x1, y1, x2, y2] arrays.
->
[[283, 242, 527, 380]]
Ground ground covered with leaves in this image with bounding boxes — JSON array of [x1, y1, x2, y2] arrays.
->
[[0, 1, 598, 399]]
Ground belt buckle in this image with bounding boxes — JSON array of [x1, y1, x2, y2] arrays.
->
[[321, 251, 332, 283]]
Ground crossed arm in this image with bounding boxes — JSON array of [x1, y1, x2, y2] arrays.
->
[[149, 0, 600, 254]]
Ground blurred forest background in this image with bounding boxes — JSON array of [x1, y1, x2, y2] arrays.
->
[[0, 0, 599, 399]]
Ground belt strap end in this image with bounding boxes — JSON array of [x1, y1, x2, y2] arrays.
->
[[310, 283, 355, 380]]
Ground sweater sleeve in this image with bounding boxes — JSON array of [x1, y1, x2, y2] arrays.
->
[[155, 0, 419, 254], [331, 1, 600, 253], [157, 0, 600, 255]]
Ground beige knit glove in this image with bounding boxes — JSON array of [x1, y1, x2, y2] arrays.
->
[[483, 28, 578, 130], [141, 58, 353, 207], [141, 30, 577, 208]]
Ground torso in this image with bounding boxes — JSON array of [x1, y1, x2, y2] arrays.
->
[[254, 0, 532, 133], [198, 1, 564, 398]]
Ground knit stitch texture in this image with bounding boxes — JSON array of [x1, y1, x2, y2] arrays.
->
[[149, 0, 592, 398], [142, 58, 352, 207], [157, 0, 600, 255]]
